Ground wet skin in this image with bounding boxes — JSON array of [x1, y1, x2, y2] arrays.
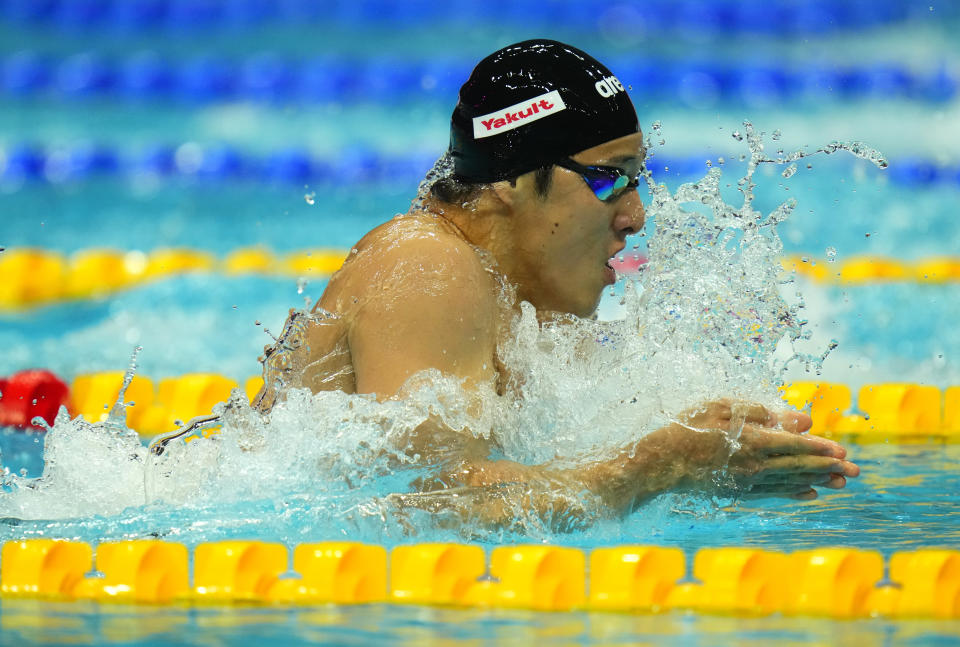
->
[[258, 131, 859, 518]]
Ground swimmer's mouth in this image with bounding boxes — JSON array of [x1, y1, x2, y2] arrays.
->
[[603, 257, 617, 284], [605, 245, 625, 278]]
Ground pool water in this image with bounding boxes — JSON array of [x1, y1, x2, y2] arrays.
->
[[2, 598, 958, 646], [1, 436, 958, 553], [2, 1, 960, 644]]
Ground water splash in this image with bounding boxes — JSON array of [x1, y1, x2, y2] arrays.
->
[[0, 123, 885, 544], [411, 151, 454, 212]]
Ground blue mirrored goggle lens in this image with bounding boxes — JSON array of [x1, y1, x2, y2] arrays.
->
[[585, 170, 630, 201]]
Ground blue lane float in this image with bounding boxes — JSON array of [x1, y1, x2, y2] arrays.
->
[[1, 52, 956, 105], [1, 0, 956, 34], [0, 141, 955, 188]]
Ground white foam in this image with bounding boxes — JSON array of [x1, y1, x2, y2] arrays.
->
[[0, 123, 886, 540]]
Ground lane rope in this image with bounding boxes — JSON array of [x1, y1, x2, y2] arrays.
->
[[2, 365, 959, 440], [0, 143, 954, 186], [1, 248, 959, 311], [0, 539, 956, 618], [1, 52, 956, 105]]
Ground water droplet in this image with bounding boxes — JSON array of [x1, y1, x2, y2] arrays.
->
[[296, 277, 308, 295], [781, 163, 798, 178], [732, 130, 743, 141], [772, 129, 782, 140], [255, 320, 262, 326], [825, 247, 837, 262], [865, 232, 871, 238], [705, 160, 713, 167], [304, 191, 316, 205]]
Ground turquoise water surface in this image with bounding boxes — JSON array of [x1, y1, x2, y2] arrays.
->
[[2, 1, 960, 644]]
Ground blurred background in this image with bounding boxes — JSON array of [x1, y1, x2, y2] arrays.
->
[[1, 0, 959, 390]]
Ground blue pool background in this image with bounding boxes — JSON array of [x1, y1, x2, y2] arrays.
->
[[2, 1, 960, 644]]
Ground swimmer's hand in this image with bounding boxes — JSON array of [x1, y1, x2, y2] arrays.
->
[[578, 399, 859, 512], [674, 400, 859, 501]]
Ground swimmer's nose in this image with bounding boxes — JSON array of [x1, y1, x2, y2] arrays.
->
[[613, 189, 645, 238]]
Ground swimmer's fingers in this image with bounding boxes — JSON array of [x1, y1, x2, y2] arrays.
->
[[711, 400, 773, 425], [748, 469, 850, 490], [773, 409, 813, 434], [748, 455, 859, 480], [680, 399, 773, 428], [732, 401, 775, 426], [740, 426, 848, 459], [729, 403, 812, 432]]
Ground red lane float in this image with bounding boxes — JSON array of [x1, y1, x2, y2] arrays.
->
[[0, 369, 69, 429]]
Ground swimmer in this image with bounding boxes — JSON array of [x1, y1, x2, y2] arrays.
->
[[251, 40, 859, 523]]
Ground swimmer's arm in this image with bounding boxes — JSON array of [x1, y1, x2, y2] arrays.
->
[[444, 428, 689, 516], [450, 403, 859, 516], [397, 407, 857, 530]]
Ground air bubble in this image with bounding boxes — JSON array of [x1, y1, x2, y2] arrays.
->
[[304, 191, 316, 205]]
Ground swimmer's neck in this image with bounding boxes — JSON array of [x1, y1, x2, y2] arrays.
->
[[417, 191, 537, 307]]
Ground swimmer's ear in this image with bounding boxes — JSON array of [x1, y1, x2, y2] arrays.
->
[[489, 174, 532, 208], [488, 179, 518, 208]]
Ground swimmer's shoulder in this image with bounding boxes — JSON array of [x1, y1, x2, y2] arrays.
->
[[317, 212, 496, 316]]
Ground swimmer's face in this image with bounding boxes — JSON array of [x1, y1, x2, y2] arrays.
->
[[508, 131, 646, 317]]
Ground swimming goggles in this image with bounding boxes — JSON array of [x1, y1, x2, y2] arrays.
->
[[556, 158, 641, 202]]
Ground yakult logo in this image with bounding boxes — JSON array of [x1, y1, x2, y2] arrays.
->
[[595, 75, 625, 98], [473, 90, 566, 139]]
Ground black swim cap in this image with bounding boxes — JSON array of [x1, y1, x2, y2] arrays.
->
[[450, 39, 639, 183]]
